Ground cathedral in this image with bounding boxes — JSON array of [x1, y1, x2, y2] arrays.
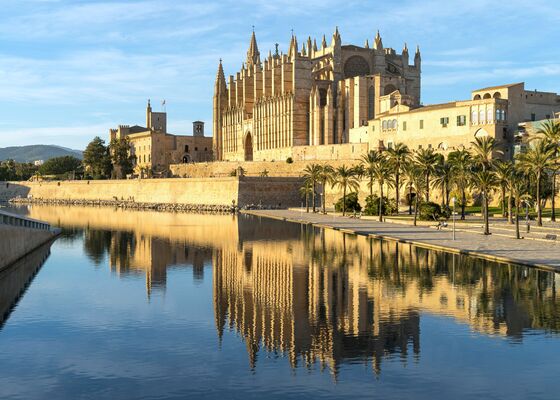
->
[[213, 28, 421, 162]]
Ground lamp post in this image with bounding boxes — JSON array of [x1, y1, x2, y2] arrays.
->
[[452, 196, 457, 241]]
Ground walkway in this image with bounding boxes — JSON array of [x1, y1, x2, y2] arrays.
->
[[242, 209, 560, 271]]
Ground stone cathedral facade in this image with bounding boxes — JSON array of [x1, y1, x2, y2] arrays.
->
[[213, 28, 421, 162]]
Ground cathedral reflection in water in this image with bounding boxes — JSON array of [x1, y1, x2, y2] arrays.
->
[[16, 205, 560, 375]]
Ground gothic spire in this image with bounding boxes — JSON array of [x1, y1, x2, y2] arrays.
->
[[214, 59, 226, 92], [246, 30, 260, 67], [313, 38, 318, 52], [289, 33, 298, 58], [365, 39, 370, 48], [374, 30, 383, 50], [321, 34, 327, 49]]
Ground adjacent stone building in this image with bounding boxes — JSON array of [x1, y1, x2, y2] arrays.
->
[[110, 101, 212, 175]]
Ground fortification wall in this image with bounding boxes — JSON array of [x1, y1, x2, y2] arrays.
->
[[0, 177, 303, 208]]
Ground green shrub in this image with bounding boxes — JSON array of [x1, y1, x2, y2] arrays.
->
[[335, 192, 361, 213], [286, 157, 294, 164], [418, 202, 445, 221], [363, 195, 397, 216]]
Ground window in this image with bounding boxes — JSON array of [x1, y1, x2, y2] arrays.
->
[[185, 145, 189, 152], [472, 110, 478, 124], [531, 113, 536, 121], [403, 121, 407, 131], [392, 119, 397, 129], [195, 147, 198, 151], [382, 120, 387, 130], [487, 107, 493, 123], [479, 109, 485, 123], [440, 117, 449, 127], [496, 109, 501, 121], [204, 147, 208, 151], [419, 120, 424, 129], [457, 115, 466, 126]]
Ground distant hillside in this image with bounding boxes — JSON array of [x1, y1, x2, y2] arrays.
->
[[0, 145, 83, 163]]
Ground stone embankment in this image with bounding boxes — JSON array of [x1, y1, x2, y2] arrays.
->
[[9, 197, 283, 213], [0, 210, 59, 270]]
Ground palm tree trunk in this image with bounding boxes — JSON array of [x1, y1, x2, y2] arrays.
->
[[508, 188, 514, 224], [441, 186, 445, 208], [425, 172, 430, 202], [395, 173, 400, 215], [306, 191, 309, 213], [322, 182, 326, 214], [515, 201, 520, 239], [552, 171, 556, 222], [413, 195, 419, 226], [537, 172, 542, 226], [312, 182, 316, 213], [343, 185, 347, 216], [408, 185, 412, 215], [379, 183, 384, 222], [461, 188, 466, 220], [501, 186, 506, 217], [484, 192, 490, 235], [445, 183, 450, 208]]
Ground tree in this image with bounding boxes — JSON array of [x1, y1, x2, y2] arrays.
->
[[317, 164, 335, 214], [302, 163, 322, 213], [83, 136, 111, 179], [406, 165, 425, 226], [433, 158, 453, 208], [536, 119, 560, 221], [494, 160, 513, 218], [110, 138, 134, 179], [363, 151, 392, 222], [470, 169, 498, 235], [38, 156, 82, 177], [386, 143, 411, 213], [402, 164, 417, 216], [509, 168, 529, 239], [448, 149, 472, 220], [413, 148, 439, 202], [470, 136, 502, 171], [331, 165, 360, 216], [299, 181, 313, 213], [517, 139, 555, 226]]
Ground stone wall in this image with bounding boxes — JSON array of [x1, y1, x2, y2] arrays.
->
[[0, 177, 303, 208], [0, 225, 55, 270]]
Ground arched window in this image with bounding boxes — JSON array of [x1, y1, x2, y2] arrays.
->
[[487, 107, 493, 123], [472, 110, 478, 124], [473, 94, 482, 100], [392, 119, 398, 129], [496, 109, 501, 121], [382, 120, 387, 130], [479, 109, 485, 123], [493, 92, 501, 99], [384, 84, 397, 95], [483, 93, 491, 99]]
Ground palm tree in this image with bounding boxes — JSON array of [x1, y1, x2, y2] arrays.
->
[[361, 151, 383, 197], [537, 119, 560, 221], [407, 166, 425, 226], [402, 164, 417, 216], [517, 139, 556, 226], [509, 168, 529, 239], [433, 158, 453, 208], [317, 164, 335, 214], [471, 169, 498, 235], [363, 151, 392, 222], [302, 163, 322, 213], [494, 160, 513, 218], [299, 181, 313, 213], [448, 149, 472, 220], [386, 143, 411, 214], [470, 136, 502, 171], [331, 165, 360, 216], [413, 148, 439, 202]]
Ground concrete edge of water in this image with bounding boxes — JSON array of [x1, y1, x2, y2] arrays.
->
[[241, 210, 560, 273]]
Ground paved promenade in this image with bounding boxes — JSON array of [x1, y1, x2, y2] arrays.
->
[[243, 210, 560, 271]]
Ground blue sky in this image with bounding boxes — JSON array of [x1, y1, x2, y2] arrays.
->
[[1, 0, 559, 150]]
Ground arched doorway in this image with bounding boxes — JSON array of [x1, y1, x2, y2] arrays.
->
[[182, 154, 191, 163], [244, 133, 253, 161]]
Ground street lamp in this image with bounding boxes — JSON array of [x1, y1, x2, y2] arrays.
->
[[451, 196, 457, 240]]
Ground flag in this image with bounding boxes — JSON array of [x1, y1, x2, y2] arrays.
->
[[162, 99, 166, 107]]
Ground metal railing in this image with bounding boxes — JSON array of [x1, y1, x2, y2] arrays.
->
[[0, 210, 51, 231]]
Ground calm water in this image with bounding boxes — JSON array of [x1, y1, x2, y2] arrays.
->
[[1, 205, 560, 399]]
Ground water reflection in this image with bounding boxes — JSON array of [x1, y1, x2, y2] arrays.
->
[[0, 243, 50, 328], [11, 205, 560, 375]]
